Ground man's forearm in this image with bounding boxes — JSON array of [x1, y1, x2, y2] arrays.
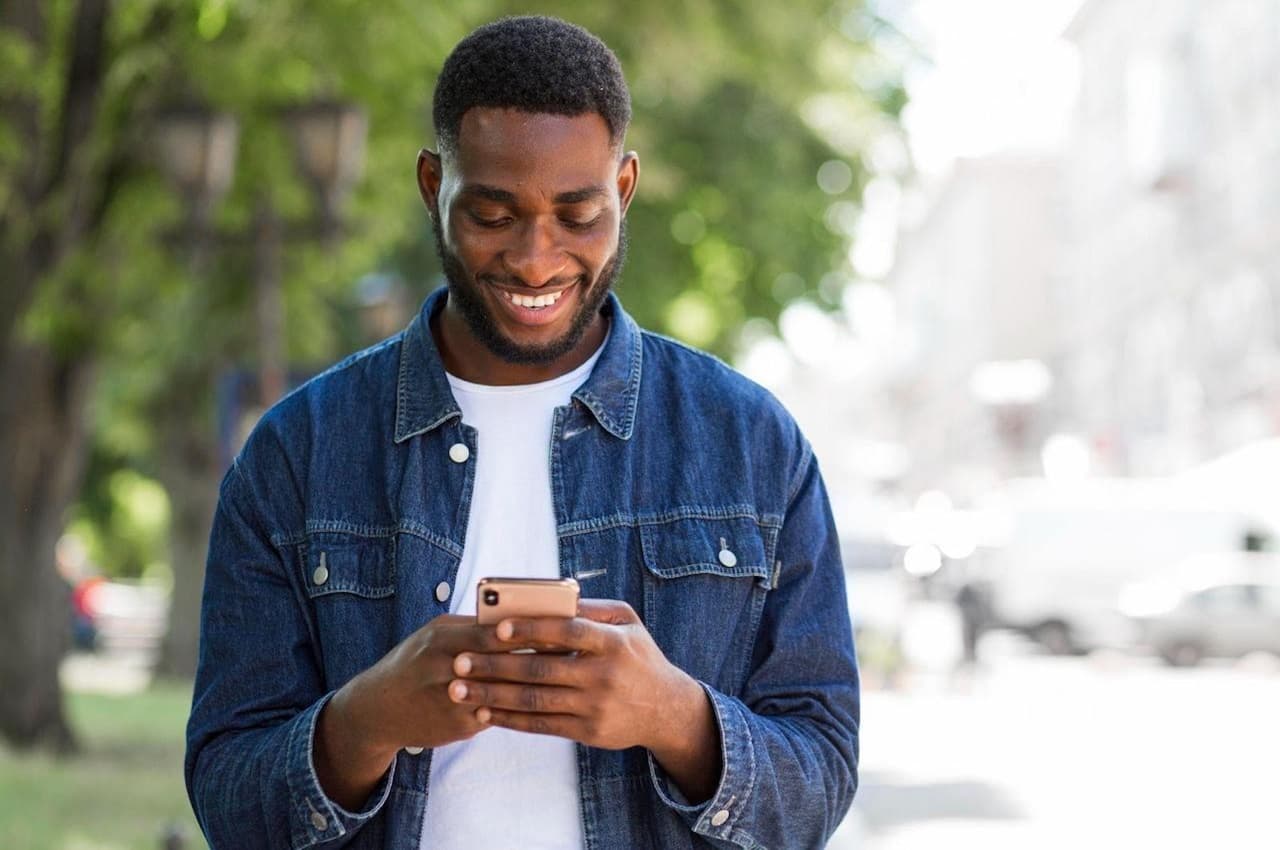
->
[[314, 677, 398, 812], [648, 673, 722, 803]]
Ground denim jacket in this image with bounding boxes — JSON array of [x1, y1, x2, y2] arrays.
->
[[185, 288, 859, 850]]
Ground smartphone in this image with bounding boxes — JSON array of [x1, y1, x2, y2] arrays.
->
[[476, 577, 580, 624]]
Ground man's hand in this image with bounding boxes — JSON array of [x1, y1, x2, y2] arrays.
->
[[314, 614, 511, 810], [446, 599, 723, 802]]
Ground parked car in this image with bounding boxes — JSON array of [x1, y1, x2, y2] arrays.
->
[[1120, 553, 1280, 666], [977, 478, 1274, 654]]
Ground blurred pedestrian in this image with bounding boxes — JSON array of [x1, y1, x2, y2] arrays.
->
[[955, 581, 990, 667], [56, 533, 101, 652]]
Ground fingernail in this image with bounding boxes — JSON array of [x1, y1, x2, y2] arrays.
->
[[476, 707, 491, 724], [497, 621, 513, 640], [450, 681, 468, 701], [454, 654, 472, 675]]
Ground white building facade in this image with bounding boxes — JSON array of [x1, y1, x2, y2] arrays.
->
[[881, 0, 1280, 497]]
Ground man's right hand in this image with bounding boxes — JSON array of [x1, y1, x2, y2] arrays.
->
[[314, 614, 508, 810]]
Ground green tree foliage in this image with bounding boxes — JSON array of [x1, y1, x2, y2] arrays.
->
[[80, 0, 905, 583], [20, 0, 907, 388], [0, 0, 905, 746]]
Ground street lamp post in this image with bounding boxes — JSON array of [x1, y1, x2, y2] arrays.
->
[[152, 105, 239, 272], [152, 100, 367, 408], [283, 100, 368, 240]]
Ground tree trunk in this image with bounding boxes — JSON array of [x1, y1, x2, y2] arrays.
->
[[0, 345, 94, 753], [151, 369, 222, 681]]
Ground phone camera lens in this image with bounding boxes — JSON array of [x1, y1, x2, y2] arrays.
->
[[483, 589, 499, 606]]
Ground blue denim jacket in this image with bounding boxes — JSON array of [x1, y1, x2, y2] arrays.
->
[[185, 288, 859, 850]]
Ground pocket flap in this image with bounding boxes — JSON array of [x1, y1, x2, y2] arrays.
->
[[640, 516, 771, 583], [300, 533, 396, 599]]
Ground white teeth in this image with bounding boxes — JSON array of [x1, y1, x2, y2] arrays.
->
[[505, 290, 564, 308]]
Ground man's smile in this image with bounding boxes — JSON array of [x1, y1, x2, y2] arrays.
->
[[487, 279, 581, 328]]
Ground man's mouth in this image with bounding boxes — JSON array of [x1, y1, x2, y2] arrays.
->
[[500, 288, 567, 310], [487, 280, 581, 327]]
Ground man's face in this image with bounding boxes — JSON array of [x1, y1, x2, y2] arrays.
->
[[419, 109, 638, 368]]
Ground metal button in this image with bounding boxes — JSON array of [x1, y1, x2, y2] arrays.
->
[[404, 746, 425, 755], [435, 581, 451, 603], [710, 809, 730, 827], [310, 810, 328, 831], [449, 443, 470, 463], [313, 552, 330, 585], [718, 548, 738, 568]]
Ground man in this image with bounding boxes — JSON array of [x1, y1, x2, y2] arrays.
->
[[185, 16, 859, 850]]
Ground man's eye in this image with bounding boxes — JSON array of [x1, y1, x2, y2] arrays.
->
[[562, 215, 602, 231], [470, 214, 511, 228]]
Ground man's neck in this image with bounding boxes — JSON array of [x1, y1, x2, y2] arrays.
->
[[431, 304, 609, 386]]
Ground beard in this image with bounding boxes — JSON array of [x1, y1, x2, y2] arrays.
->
[[431, 216, 628, 366]]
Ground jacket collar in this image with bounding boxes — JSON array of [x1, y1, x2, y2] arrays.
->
[[394, 286, 642, 443]]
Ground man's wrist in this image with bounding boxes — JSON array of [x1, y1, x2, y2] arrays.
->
[[647, 669, 721, 803], [315, 676, 398, 811]]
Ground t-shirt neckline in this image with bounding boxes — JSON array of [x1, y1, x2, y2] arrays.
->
[[445, 327, 609, 396]]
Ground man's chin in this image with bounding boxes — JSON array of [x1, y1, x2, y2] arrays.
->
[[447, 278, 606, 367]]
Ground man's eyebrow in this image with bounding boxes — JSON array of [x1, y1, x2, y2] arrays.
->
[[459, 184, 608, 205], [461, 184, 517, 203], [553, 186, 608, 204]]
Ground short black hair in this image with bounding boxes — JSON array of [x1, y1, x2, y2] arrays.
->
[[432, 16, 631, 155]]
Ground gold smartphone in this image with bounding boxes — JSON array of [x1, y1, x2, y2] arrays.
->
[[475, 577, 580, 624]]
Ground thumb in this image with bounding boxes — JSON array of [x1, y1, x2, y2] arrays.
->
[[577, 598, 640, 626]]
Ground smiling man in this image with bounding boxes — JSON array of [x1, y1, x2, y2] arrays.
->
[[185, 16, 859, 850]]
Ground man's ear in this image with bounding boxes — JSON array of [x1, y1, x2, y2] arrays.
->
[[616, 151, 639, 216], [417, 148, 443, 218]]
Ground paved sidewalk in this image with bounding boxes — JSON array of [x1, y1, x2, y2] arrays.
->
[[829, 637, 1280, 849]]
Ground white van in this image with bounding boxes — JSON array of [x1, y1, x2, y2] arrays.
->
[[973, 477, 1272, 654]]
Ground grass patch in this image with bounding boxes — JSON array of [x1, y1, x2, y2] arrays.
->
[[0, 680, 203, 850]]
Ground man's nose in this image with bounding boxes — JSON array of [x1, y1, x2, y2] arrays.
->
[[502, 217, 568, 287]]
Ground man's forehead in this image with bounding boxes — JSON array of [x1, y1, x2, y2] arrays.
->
[[450, 108, 615, 161]]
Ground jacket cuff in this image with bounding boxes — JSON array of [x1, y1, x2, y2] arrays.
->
[[648, 682, 757, 847], [286, 691, 396, 848]]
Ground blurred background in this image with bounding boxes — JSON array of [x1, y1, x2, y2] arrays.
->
[[1, 0, 1277, 847]]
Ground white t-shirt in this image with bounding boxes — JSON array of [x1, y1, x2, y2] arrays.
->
[[419, 342, 604, 850]]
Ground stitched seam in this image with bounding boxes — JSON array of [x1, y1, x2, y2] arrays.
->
[[273, 523, 461, 558], [558, 507, 783, 538], [394, 313, 420, 444], [620, 315, 643, 438], [394, 307, 461, 443]]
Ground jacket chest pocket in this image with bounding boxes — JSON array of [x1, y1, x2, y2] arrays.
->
[[298, 532, 397, 687], [639, 515, 774, 693]]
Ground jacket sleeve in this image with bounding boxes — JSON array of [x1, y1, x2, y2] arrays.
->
[[648, 447, 860, 849], [184, 461, 395, 849]]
